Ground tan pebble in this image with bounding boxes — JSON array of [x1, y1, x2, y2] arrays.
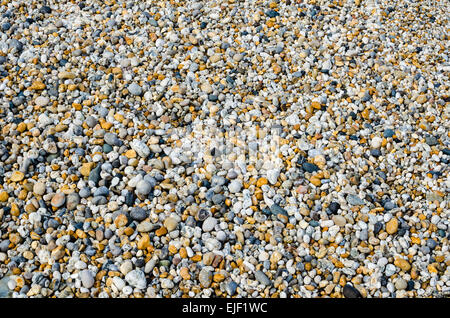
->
[[200, 82, 213, 94], [386, 218, 398, 234], [180, 267, 191, 280], [416, 94, 427, 104], [209, 54, 221, 63], [332, 215, 347, 227], [163, 217, 178, 232], [33, 182, 46, 196], [203, 252, 214, 266], [394, 258, 411, 272], [51, 246, 65, 260], [270, 251, 282, 264], [310, 176, 321, 187], [29, 81, 46, 90], [58, 71, 76, 79], [51, 193, 66, 208]]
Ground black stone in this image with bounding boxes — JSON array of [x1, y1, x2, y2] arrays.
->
[[302, 162, 319, 173], [343, 284, 362, 299], [406, 280, 415, 291], [125, 191, 136, 206], [374, 222, 383, 235], [39, 6, 52, 14], [328, 202, 340, 214]]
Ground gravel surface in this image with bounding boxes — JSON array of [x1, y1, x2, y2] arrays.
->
[[0, 0, 449, 298]]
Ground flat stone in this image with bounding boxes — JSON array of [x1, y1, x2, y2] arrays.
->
[[164, 217, 179, 232], [346, 194, 365, 206], [254, 270, 271, 286], [130, 207, 148, 222], [198, 268, 212, 288], [343, 284, 362, 298]]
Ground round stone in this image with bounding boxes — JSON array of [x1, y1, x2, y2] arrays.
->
[[130, 207, 148, 222], [136, 180, 152, 195], [128, 83, 143, 96], [79, 270, 95, 289], [33, 182, 46, 196]]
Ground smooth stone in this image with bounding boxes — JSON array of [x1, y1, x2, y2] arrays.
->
[[332, 215, 347, 227], [302, 162, 319, 173], [93, 186, 109, 197], [370, 136, 383, 148], [51, 193, 66, 208], [137, 221, 155, 233], [270, 204, 288, 217], [35, 96, 49, 107], [128, 83, 143, 96], [79, 187, 91, 198], [328, 202, 340, 213], [104, 133, 120, 146], [386, 218, 398, 234], [136, 180, 152, 195], [226, 281, 238, 296], [211, 194, 225, 205], [130, 207, 148, 222], [164, 217, 178, 232], [202, 217, 217, 232], [33, 182, 46, 196], [395, 278, 407, 290], [79, 270, 95, 289]]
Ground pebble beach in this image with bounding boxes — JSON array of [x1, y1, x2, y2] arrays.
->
[[0, 0, 449, 298]]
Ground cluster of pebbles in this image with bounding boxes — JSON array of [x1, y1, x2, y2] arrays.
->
[[0, 0, 449, 298]]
